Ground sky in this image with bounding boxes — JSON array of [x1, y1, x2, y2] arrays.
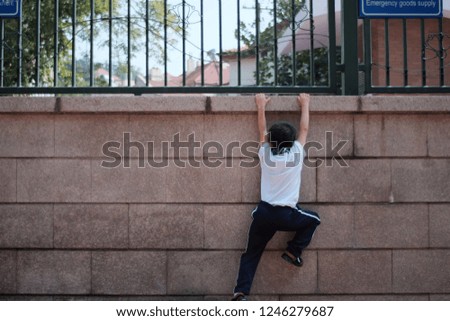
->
[[92, 0, 295, 76]]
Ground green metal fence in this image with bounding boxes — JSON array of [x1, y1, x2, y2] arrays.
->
[[0, 0, 448, 95]]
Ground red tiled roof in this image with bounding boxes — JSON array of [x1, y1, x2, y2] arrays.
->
[[147, 62, 229, 87], [185, 62, 230, 86], [95, 68, 109, 77], [149, 75, 182, 87]]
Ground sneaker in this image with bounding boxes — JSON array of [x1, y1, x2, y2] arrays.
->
[[231, 292, 248, 301], [281, 252, 303, 267]]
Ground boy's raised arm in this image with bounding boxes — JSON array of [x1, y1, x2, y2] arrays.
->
[[297, 93, 310, 146], [255, 94, 270, 144]]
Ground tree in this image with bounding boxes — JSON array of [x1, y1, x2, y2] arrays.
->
[[1, 0, 180, 87], [237, 0, 336, 87]]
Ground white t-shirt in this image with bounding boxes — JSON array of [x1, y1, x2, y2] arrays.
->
[[258, 141, 305, 208]]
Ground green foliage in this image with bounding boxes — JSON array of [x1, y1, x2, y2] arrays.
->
[[1, 0, 179, 87], [237, 0, 336, 86], [274, 47, 341, 86]]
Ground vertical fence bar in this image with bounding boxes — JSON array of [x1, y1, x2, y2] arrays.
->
[[0, 19, 3, 87], [164, 0, 167, 86], [72, 0, 76, 87], [340, 0, 359, 95], [109, 0, 112, 86], [127, 0, 131, 86], [363, 19, 372, 94], [18, 7, 22, 86], [54, 0, 59, 87], [384, 19, 390, 86], [273, 0, 277, 85], [237, 0, 241, 86], [402, 19, 408, 86], [255, 0, 260, 85], [200, 0, 204, 86], [90, 0, 94, 86], [309, 0, 314, 86], [420, 18, 426, 86], [438, 18, 444, 86], [36, 0, 41, 87], [291, 0, 296, 86], [327, 0, 336, 91], [182, 0, 186, 86], [219, 0, 223, 86], [145, 0, 149, 86]]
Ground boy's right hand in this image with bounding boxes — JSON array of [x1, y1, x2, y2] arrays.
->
[[297, 93, 310, 109], [255, 93, 271, 110]]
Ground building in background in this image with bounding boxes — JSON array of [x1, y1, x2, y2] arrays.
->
[[135, 58, 230, 88]]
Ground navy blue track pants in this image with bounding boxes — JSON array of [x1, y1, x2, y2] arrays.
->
[[234, 201, 320, 295]]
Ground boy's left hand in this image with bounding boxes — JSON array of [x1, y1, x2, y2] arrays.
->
[[297, 93, 310, 109], [255, 94, 271, 110]]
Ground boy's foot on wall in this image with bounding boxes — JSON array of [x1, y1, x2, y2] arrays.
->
[[281, 252, 303, 267], [231, 292, 248, 301]]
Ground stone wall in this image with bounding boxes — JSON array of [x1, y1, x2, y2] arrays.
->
[[0, 95, 449, 300]]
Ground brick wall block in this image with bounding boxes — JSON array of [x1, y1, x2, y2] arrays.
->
[[354, 205, 428, 248], [129, 114, 205, 158], [60, 96, 206, 113], [355, 115, 427, 157], [318, 160, 391, 202], [0, 251, 16, 294], [0, 205, 53, 248], [392, 159, 450, 202], [362, 96, 450, 113], [210, 96, 359, 112], [167, 251, 240, 295], [55, 115, 129, 157], [281, 294, 429, 301], [54, 204, 128, 248], [17, 251, 91, 294], [210, 96, 256, 113], [318, 251, 392, 293], [0, 159, 16, 202], [308, 205, 354, 249], [206, 295, 279, 301], [204, 205, 254, 249], [393, 250, 450, 293], [430, 204, 450, 248], [252, 251, 317, 294], [130, 204, 203, 249], [0, 97, 55, 112], [166, 160, 242, 203], [430, 295, 450, 301], [307, 115, 354, 158], [0, 115, 54, 157], [241, 164, 261, 203], [204, 114, 258, 158], [92, 251, 166, 295], [427, 115, 450, 157], [91, 159, 166, 203], [17, 159, 91, 202]]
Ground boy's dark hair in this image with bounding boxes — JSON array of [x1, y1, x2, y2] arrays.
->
[[268, 121, 297, 154]]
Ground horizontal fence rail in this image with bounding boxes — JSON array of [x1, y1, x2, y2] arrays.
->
[[0, 0, 449, 95]]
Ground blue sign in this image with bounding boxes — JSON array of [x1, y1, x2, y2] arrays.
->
[[360, 0, 443, 18], [0, 0, 21, 18]]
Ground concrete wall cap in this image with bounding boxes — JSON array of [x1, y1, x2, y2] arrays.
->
[[1, 95, 450, 113]]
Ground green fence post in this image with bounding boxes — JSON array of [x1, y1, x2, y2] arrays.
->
[[340, 0, 359, 95]]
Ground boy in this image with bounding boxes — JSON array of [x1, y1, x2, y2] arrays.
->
[[232, 93, 321, 301]]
